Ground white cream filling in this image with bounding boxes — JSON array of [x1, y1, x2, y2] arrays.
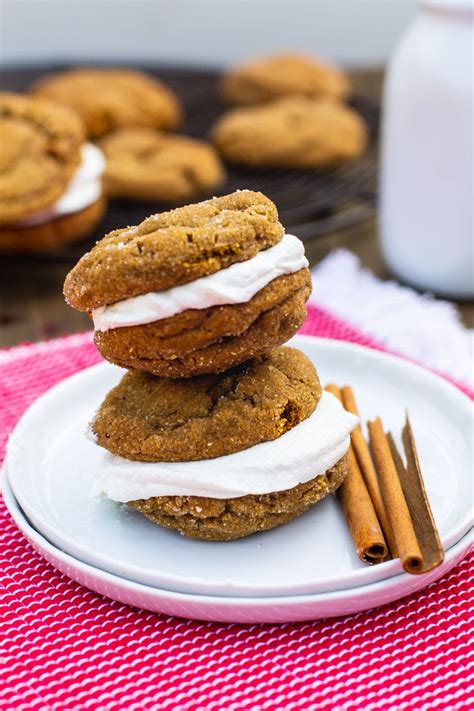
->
[[92, 233, 308, 331], [17, 143, 106, 227], [91, 391, 359, 502]]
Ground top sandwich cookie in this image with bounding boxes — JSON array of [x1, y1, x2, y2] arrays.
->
[[31, 68, 182, 139], [64, 190, 312, 377]]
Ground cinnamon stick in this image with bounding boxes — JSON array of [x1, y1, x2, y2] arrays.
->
[[385, 416, 444, 573], [325, 384, 388, 564], [341, 385, 397, 558], [368, 417, 423, 574]]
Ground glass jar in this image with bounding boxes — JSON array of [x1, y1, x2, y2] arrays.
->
[[380, 0, 473, 298]]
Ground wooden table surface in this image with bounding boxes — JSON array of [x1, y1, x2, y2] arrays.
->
[[0, 70, 472, 347]]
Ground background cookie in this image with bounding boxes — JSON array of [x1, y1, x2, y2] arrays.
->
[[63, 190, 283, 311], [0, 196, 106, 253], [98, 128, 225, 202], [0, 92, 84, 224], [212, 97, 368, 170], [220, 52, 350, 105], [31, 68, 182, 138], [129, 457, 347, 541], [92, 346, 321, 462]]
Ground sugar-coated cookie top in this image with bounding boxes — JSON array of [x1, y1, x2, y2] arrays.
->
[[0, 92, 84, 224], [63, 190, 284, 311], [91, 345, 321, 462], [31, 68, 182, 138]]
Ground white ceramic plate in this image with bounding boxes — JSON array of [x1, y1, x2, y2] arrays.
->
[[2, 477, 472, 624], [4, 336, 473, 597]]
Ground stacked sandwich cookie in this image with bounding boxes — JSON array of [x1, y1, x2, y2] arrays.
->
[[64, 190, 358, 540]]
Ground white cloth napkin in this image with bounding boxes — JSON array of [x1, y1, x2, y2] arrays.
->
[[310, 250, 474, 388]]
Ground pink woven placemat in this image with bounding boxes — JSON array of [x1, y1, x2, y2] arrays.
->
[[1, 305, 472, 710]]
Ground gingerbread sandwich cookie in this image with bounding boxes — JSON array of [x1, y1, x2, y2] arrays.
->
[[64, 190, 312, 377], [0, 92, 107, 252], [90, 347, 358, 541]]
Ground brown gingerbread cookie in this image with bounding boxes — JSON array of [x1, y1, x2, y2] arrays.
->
[[92, 346, 321, 462], [220, 52, 350, 105], [64, 191, 311, 377], [0, 92, 84, 225], [129, 456, 347, 541], [64, 190, 284, 310], [31, 68, 182, 138], [212, 96, 368, 170], [98, 128, 225, 202], [0, 195, 106, 253]]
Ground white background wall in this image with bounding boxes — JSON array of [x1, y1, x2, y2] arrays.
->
[[0, 0, 417, 68]]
